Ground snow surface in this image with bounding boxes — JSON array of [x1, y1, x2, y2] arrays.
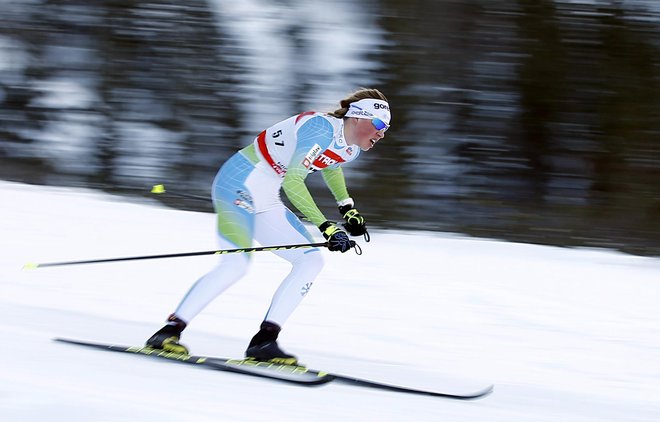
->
[[1, 180, 659, 421]]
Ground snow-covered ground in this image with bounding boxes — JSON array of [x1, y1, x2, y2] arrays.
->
[[1, 180, 659, 421]]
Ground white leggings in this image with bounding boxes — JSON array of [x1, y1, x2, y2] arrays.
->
[[173, 153, 324, 326]]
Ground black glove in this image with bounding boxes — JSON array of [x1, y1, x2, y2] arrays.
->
[[339, 204, 368, 237], [319, 221, 353, 253]]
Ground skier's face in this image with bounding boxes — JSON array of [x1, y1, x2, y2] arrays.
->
[[348, 118, 387, 151]]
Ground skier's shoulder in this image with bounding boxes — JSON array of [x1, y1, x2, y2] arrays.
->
[[294, 111, 340, 128], [295, 112, 338, 144]]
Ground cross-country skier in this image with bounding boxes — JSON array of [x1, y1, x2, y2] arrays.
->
[[146, 88, 391, 365]]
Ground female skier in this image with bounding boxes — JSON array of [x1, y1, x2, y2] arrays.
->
[[146, 88, 391, 364]]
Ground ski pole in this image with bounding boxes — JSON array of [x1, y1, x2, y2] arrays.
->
[[23, 242, 329, 270]]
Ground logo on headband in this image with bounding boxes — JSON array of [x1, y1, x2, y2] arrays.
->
[[349, 109, 373, 117]]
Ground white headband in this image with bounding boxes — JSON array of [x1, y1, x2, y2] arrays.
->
[[345, 98, 391, 125]]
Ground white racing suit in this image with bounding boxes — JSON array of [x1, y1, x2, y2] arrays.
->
[[174, 112, 361, 326]]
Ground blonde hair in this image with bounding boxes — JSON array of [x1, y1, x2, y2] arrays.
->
[[328, 88, 388, 118]]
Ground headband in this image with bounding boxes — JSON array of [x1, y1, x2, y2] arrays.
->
[[345, 98, 391, 125]]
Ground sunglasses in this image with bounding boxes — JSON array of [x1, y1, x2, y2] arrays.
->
[[371, 117, 389, 132]]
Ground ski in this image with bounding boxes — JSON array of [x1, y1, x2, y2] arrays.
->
[[330, 373, 493, 400], [53, 338, 332, 385], [54, 338, 493, 399]]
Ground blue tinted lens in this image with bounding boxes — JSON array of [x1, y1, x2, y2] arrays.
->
[[372, 118, 389, 131]]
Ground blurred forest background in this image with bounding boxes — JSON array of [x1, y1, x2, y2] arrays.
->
[[1, 0, 659, 256]]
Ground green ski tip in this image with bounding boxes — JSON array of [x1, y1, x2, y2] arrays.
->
[[23, 262, 40, 270]]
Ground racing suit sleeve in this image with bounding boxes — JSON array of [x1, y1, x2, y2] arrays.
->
[[321, 167, 350, 204], [281, 116, 333, 226]]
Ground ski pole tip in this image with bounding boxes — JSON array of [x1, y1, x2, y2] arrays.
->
[[151, 184, 166, 194], [22, 262, 40, 270]]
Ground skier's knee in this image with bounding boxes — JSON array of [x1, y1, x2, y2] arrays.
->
[[294, 248, 324, 276]]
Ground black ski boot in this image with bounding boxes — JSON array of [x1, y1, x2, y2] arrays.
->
[[146, 314, 189, 355], [245, 321, 298, 365]]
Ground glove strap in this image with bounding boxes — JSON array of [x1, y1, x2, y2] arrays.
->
[[343, 208, 363, 222], [319, 221, 341, 237]]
